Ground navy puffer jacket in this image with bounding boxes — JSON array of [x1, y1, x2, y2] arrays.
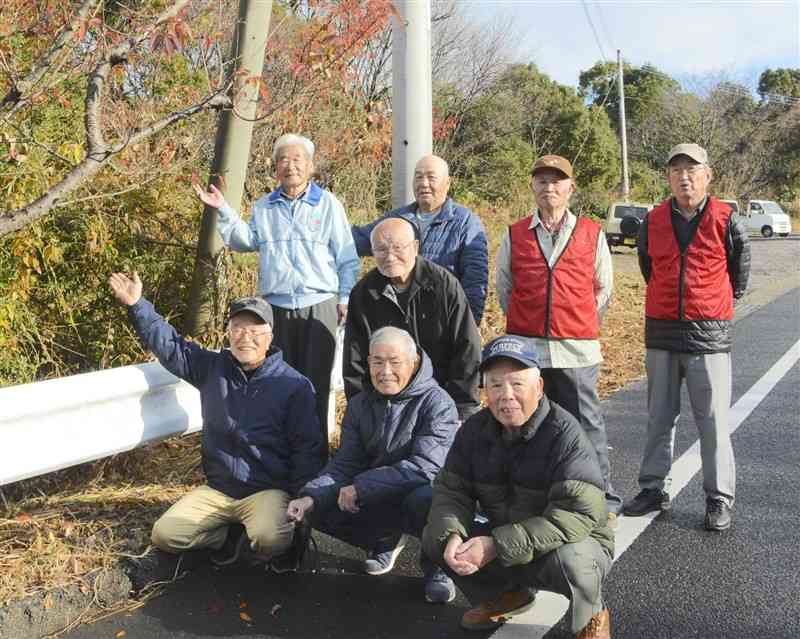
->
[[351, 198, 489, 323], [128, 298, 324, 499], [301, 352, 459, 511]]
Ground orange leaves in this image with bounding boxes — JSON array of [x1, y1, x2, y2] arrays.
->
[[150, 19, 194, 56]]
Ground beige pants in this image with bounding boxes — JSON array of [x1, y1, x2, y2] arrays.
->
[[151, 485, 294, 558]]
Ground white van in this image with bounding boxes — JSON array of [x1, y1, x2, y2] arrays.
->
[[745, 200, 791, 238], [605, 201, 652, 247]]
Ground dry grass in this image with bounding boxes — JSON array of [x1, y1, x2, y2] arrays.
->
[[1, 206, 648, 609]]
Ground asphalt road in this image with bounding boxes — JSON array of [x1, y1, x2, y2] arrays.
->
[[66, 286, 800, 639]]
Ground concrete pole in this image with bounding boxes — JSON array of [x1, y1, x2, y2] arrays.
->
[[617, 49, 630, 200], [391, 0, 433, 208], [184, 0, 272, 336]]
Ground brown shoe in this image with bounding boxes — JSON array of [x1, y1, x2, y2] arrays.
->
[[576, 609, 611, 639], [460, 589, 536, 631]]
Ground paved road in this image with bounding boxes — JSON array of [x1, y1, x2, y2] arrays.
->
[[67, 286, 800, 639]]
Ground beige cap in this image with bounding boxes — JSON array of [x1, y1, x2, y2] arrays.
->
[[532, 154, 574, 179], [667, 143, 708, 165]]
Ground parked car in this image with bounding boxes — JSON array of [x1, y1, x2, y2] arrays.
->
[[604, 201, 653, 247], [744, 200, 791, 238], [719, 198, 740, 215]]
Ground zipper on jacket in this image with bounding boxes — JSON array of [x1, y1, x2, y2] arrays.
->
[[678, 250, 687, 320]]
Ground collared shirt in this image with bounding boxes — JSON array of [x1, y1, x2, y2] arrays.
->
[[495, 209, 613, 369], [217, 181, 359, 309], [670, 196, 708, 252]]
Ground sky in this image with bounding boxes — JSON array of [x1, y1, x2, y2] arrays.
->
[[464, 0, 800, 92]]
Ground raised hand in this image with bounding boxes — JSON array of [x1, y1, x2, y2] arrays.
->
[[192, 182, 226, 209], [108, 272, 143, 307]]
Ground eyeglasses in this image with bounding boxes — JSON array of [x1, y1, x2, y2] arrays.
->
[[669, 165, 705, 176], [373, 240, 415, 258], [229, 326, 271, 340], [368, 356, 410, 370]]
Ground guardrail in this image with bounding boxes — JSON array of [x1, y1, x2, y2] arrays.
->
[[0, 330, 345, 487], [0, 362, 203, 487]]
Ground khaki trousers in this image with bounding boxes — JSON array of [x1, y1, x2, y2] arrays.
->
[[151, 485, 294, 558]]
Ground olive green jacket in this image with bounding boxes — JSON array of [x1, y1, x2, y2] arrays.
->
[[424, 396, 614, 566]]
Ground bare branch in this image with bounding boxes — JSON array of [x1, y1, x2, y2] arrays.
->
[[1, 0, 102, 118]]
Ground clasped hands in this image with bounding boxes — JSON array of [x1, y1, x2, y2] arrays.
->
[[443, 533, 497, 576]]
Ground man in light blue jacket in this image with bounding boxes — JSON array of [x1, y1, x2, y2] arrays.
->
[[195, 133, 359, 459]]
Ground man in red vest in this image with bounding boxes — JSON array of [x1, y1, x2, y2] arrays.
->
[[496, 155, 620, 523], [623, 143, 750, 531]]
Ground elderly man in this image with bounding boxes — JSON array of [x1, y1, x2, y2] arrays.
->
[[422, 336, 614, 639], [344, 217, 481, 420], [351, 155, 489, 324], [623, 143, 750, 531], [495, 154, 620, 519], [287, 326, 460, 602], [194, 133, 359, 458], [108, 272, 323, 568]]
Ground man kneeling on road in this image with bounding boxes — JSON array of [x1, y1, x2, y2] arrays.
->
[[422, 336, 615, 639], [287, 327, 461, 603], [109, 272, 324, 569]]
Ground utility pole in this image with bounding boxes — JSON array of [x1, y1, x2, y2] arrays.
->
[[617, 49, 630, 200], [391, 0, 433, 208], [184, 0, 272, 337]]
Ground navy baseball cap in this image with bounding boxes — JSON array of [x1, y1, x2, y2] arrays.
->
[[229, 296, 273, 326], [479, 335, 540, 372]]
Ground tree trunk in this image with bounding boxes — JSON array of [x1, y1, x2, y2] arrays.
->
[[183, 0, 272, 337]]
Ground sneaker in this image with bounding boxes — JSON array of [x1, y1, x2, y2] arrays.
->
[[460, 589, 536, 631], [210, 523, 248, 566], [270, 519, 312, 574], [363, 533, 408, 576], [576, 608, 611, 639], [423, 566, 456, 604], [704, 498, 732, 531], [622, 488, 671, 517]]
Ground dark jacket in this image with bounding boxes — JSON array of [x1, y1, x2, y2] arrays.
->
[[344, 256, 481, 420], [637, 197, 751, 353], [351, 198, 489, 323], [423, 396, 614, 567], [128, 298, 324, 499], [300, 352, 459, 512]]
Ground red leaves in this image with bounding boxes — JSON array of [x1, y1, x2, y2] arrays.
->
[[150, 18, 193, 56]]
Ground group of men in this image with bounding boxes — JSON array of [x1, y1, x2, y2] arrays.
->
[[108, 134, 749, 639]]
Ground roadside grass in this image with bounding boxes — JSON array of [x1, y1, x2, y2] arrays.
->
[[0, 206, 647, 610]]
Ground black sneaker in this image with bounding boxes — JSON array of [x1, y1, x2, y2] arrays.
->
[[622, 488, 671, 517], [704, 498, 732, 531], [210, 523, 248, 566], [270, 519, 312, 574]]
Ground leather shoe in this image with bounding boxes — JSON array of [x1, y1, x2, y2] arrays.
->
[[622, 488, 670, 517], [576, 609, 611, 639], [460, 589, 536, 631]]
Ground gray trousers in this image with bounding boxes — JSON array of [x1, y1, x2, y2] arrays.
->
[[271, 296, 338, 462], [433, 533, 611, 634], [639, 349, 735, 506], [542, 365, 622, 514]]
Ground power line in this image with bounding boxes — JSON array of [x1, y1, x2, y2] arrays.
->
[[581, 0, 608, 64]]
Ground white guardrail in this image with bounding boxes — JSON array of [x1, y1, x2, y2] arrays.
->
[[0, 329, 345, 487], [0, 362, 203, 487]]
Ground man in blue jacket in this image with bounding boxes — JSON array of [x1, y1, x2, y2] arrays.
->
[[351, 155, 489, 324], [194, 133, 359, 457], [109, 272, 324, 568], [286, 327, 460, 604]]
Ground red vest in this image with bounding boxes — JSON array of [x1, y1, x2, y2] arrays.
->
[[645, 198, 733, 321], [507, 215, 600, 339]]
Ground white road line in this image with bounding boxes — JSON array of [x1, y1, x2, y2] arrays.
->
[[495, 338, 800, 639]]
